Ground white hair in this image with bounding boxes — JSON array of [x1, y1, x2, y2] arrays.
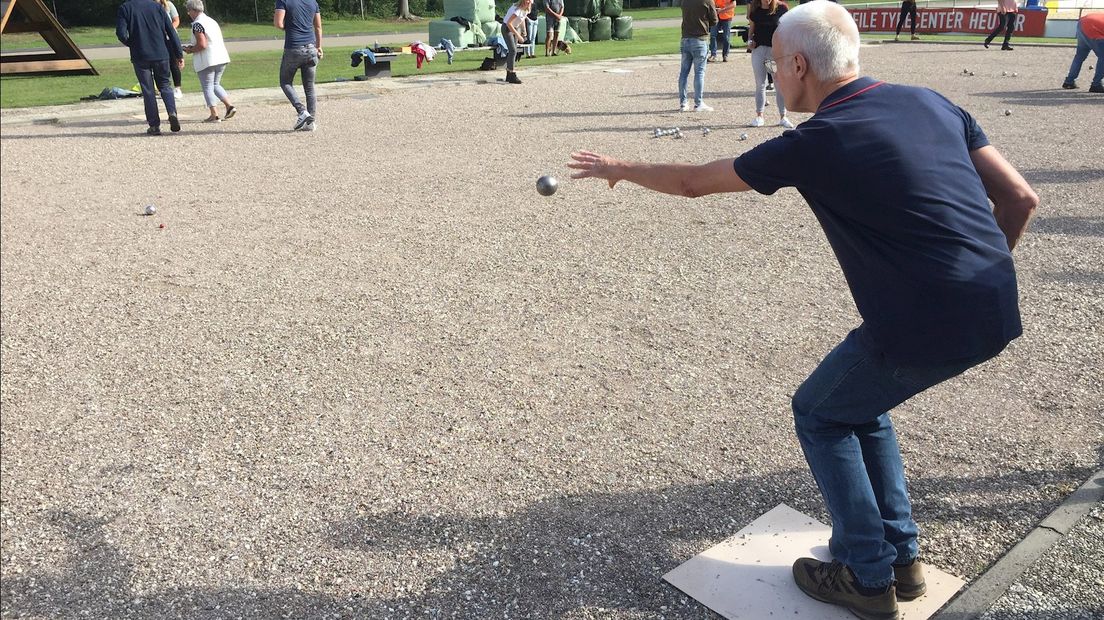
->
[[775, 1, 860, 82], [185, 0, 204, 12]]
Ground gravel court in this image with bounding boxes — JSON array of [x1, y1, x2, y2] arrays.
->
[[0, 43, 1101, 619]]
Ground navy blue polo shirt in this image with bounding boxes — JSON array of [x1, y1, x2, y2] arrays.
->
[[732, 77, 1022, 365]]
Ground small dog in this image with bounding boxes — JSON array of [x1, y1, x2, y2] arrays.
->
[[556, 40, 572, 55]]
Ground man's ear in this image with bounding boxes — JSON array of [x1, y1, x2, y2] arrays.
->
[[793, 53, 808, 80]]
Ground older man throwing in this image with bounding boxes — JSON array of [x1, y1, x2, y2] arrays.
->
[[568, 3, 1037, 619]]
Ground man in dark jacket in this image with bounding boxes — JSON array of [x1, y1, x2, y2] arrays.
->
[[117, 0, 184, 135]]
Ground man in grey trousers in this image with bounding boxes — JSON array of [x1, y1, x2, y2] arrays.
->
[[274, 0, 323, 131]]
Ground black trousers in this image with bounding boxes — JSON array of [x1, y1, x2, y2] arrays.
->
[[986, 12, 1016, 46], [170, 57, 182, 88], [896, 2, 917, 36]]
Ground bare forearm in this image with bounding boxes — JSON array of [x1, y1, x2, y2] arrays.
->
[[970, 146, 1038, 251], [609, 162, 712, 197], [993, 197, 1036, 250]]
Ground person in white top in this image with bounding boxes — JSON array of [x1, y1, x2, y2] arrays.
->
[[501, 0, 532, 84], [157, 0, 185, 98], [182, 0, 236, 122]]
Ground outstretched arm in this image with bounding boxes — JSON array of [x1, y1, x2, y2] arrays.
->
[[568, 151, 751, 197], [970, 145, 1038, 250]]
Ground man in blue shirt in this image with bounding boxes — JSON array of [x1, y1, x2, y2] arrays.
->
[[275, 0, 323, 131], [116, 0, 184, 135], [568, 3, 1037, 619]]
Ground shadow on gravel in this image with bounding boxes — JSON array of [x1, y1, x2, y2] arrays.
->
[[3, 465, 1097, 619], [555, 124, 769, 135], [1021, 168, 1104, 186], [0, 128, 291, 140], [1037, 270, 1104, 287], [971, 89, 1104, 107], [1028, 215, 1104, 238]]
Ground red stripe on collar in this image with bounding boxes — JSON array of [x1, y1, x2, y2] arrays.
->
[[817, 81, 886, 112]]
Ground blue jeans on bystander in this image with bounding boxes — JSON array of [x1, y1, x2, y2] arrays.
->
[[1064, 22, 1104, 88], [678, 37, 708, 108], [132, 59, 176, 129], [792, 329, 996, 588], [280, 44, 318, 117]]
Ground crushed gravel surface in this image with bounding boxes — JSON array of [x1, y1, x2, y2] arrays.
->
[[1, 43, 1102, 619], [980, 502, 1104, 620]]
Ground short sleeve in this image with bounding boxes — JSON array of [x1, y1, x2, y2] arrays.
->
[[168, 3, 178, 19], [732, 131, 808, 196], [960, 107, 990, 151], [192, 22, 205, 35], [275, 1, 287, 10]]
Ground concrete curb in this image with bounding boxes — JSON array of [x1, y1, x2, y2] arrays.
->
[[934, 468, 1104, 620]]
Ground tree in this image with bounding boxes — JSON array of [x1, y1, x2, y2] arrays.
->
[[398, 0, 420, 20]]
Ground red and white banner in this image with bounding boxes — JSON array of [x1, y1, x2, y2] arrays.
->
[[848, 8, 1048, 37]]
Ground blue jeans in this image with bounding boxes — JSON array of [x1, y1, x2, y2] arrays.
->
[[792, 329, 995, 588], [710, 19, 732, 59], [132, 59, 176, 128], [678, 37, 708, 108], [1064, 23, 1104, 87], [198, 63, 229, 108], [280, 45, 318, 116]]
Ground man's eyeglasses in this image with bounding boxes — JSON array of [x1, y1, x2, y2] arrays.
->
[[764, 54, 797, 74]]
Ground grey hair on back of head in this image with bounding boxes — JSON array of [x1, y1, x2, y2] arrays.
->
[[185, 0, 205, 12], [775, 1, 860, 82]]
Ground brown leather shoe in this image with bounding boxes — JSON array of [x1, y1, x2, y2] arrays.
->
[[793, 558, 899, 620], [893, 559, 927, 600]]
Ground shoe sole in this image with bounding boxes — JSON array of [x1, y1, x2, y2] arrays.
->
[[896, 583, 927, 601], [224, 107, 237, 120], [795, 584, 898, 620]]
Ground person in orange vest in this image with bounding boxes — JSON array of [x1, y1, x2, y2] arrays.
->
[[708, 0, 737, 62], [1062, 12, 1104, 92]]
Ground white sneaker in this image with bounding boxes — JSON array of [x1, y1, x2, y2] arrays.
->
[[748, 117, 765, 127], [293, 110, 312, 131], [694, 103, 714, 112], [173, 87, 183, 98], [779, 117, 795, 129], [303, 119, 318, 132], [679, 102, 692, 112]]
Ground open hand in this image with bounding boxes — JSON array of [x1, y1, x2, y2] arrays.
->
[[568, 150, 622, 188]]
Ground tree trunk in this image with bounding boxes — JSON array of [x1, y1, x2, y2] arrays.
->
[[397, 0, 420, 20]]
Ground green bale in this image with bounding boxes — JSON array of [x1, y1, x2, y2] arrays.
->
[[589, 15, 612, 41], [535, 14, 568, 44], [567, 16, 590, 41], [613, 15, 632, 39], [564, 25, 583, 43], [428, 20, 477, 48], [482, 20, 501, 42], [564, 0, 600, 18], [474, 0, 496, 25], [443, 0, 480, 24], [601, 0, 623, 18]]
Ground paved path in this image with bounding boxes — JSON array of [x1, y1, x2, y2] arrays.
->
[[76, 18, 686, 61]]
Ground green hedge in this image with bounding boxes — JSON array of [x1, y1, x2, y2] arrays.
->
[[51, 0, 444, 27]]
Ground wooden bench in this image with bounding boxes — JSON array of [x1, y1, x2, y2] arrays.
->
[[353, 41, 535, 81], [355, 51, 400, 80]]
